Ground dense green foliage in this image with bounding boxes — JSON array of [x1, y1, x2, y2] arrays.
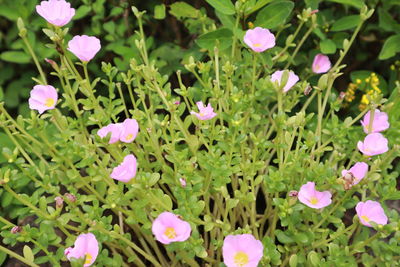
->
[[0, 0, 399, 266]]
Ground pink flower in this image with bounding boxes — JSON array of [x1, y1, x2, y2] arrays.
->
[[222, 234, 264, 267], [97, 123, 122, 144], [312, 54, 331, 74], [357, 133, 389, 156], [190, 101, 217, 120], [356, 200, 388, 227], [64, 233, 99, 267], [360, 109, 390, 134], [119, 119, 139, 143], [36, 0, 75, 27], [341, 162, 368, 185], [67, 35, 101, 62], [271, 70, 299, 93], [152, 212, 191, 245], [28, 85, 58, 114], [298, 182, 332, 209], [244, 27, 276, 53], [110, 155, 137, 183]]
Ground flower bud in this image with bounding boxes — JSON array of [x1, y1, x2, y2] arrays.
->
[[179, 178, 187, 187], [64, 193, 76, 203], [11, 226, 22, 234], [55, 196, 64, 209]]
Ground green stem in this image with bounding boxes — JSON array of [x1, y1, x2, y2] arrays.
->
[[0, 245, 40, 267], [21, 35, 47, 85], [284, 22, 315, 69]]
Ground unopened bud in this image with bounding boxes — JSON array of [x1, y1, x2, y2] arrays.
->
[[304, 85, 312, 95], [64, 193, 76, 203], [11, 226, 22, 234], [55, 196, 64, 208], [289, 190, 298, 197], [179, 178, 187, 187]]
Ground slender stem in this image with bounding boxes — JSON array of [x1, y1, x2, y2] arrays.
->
[[367, 108, 375, 133], [0, 245, 40, 267], [21, 36, 47, 84], [285, 22, 315, 69]]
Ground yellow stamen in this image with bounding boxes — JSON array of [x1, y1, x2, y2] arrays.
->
[[126, 133, 133, 140], [45, 98, 55, 107], [234, 251, 249, 266], [309, 197, 319, 205], [253, 43, 262, 47], [199, 112, 205, 117], [164, 227, 177, 239], [84, 253, 93, 265], [361, 215, 370, 222]]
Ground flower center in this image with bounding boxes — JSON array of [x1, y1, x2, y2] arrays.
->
[[253, 43, 262, 47], [314, 64, 320, 71], [84, 253, 93, 265], [361, 215, 370, 222], [234, 251, 249, 266], [164, 227, 177, 239], [45, 98, 55, 107], [199, 112, 206, 117], [309, 197, 319, 205], [126, 133, 134, 140]]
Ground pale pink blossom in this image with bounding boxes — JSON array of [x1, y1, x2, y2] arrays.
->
[[271, 70, 299, 93], [97, 123, 122, 144], [357, 133, 389, 156], [110, 155, 137, 183], [222, 234, 264, 267], [244, 27, 276, 53], [190, 101, 217, 120], [341, 162, 368, 185], [312, 54, 331, 74], [36, 0, 75, 27], [28, 85, 58, 114], [152, 212, 191, 245], [119, 119, 139, 143], [68, 35, 101, 62], [298, 182, 332, 209], [356, 200, 388, 227], [64, 233, 99, 267], [360, 109, 390, 133]]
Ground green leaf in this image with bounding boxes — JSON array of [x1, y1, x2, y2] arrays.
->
[[379, 34, 400, 60], [276, 230, 295, 244], [320, 39, 337, 54], [196, 28, 233, 51], [331, 15, 361, 31], [74, 5, 91, 20], [254, 1, 294, 29], [205, 0, 235, 15], [23, 245, 34, 263], [307, 251, 320, 266], [154, 4, 166, 20], [169, 2, 199, 18], [289, 254, 298, 267], [327, 0, 364, 9], [378, 8, 400, 32], [0, 51, 30, 64], [245, 0, 274, 16]]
